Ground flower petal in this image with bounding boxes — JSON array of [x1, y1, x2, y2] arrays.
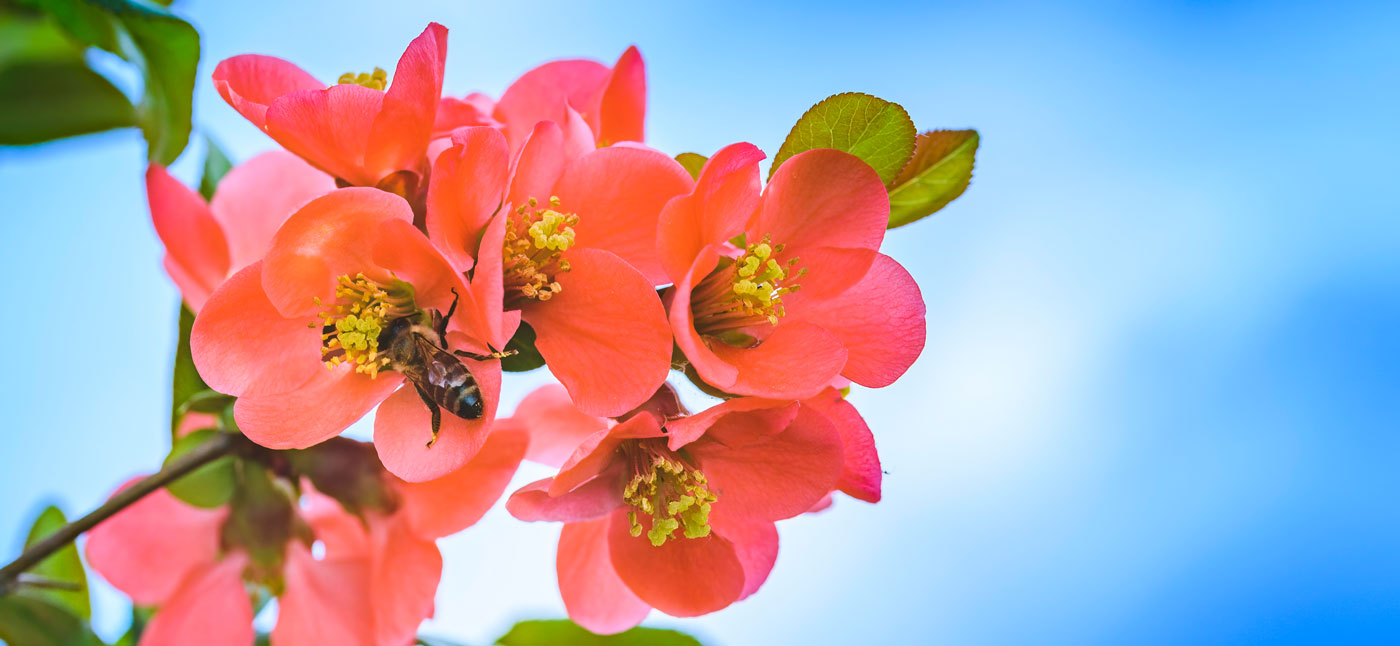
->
[[709, 322, 849, 399], [507, 120, 568, 209], [209, 150, 335, 272], [804, 389, 881, 502], [558, 518, 651, 634], [511, 384, 609, 467], [396, 428, 527, 538], [607, 510, 746, 617], [147, 164, 228, 310], [370, 520, 443, 646], [550, 415, 663, 496], [234, 369, 404, 449], [507, 464, 625, 523], [754, 147, 888, 259], [212, 54, 321, 130], [274, 543, 373, 646], [494, 59, 610, 151], [597, 46, 645, 146], [712, 516, 778, 600], [372, 356, 502, 482], [667, 247, 739, 389], [139, 554, 254, 646], [525, 249, 672, 417], [554, 146, 694, 284], [656, 143, 763, 282], [266, 85, 383, 186], [665, 397, 796, 450], [84, 480, 224, 606], [426, 126, 510, 271], [689, 403, 844, 524], [365, 23, 447, 178], [434, 92, 500, 134]]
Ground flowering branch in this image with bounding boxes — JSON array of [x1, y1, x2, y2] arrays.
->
[[0, 432, 243, 597]]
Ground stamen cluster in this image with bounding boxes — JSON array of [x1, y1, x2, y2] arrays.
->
[[691, 235, 804, 335], [502, 196, 577, 305], [620, 439, 716, 547], [314, 273, 415, 377], [337, 67, 388, 90]]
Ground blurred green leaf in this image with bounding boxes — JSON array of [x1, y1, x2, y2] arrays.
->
[[501, 321, 546, 372], [171, 304, 207, 435], [769, 92, 916, 186], [111, 605, 153, 646], [180, 389, 235, 414], [18, 506, 90, 619], [674, 152, 707, 180], [199, 135, 232, 200], [163, 429, 236, 508], [0, 594, 102, 646], [887, 129, 979, 228], [497, 620, 703, 645], [0, 58, 134, 145]]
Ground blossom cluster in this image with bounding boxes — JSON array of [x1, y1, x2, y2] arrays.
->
[[95, 22, 934, 644]]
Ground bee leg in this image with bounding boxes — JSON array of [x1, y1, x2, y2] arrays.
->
[[437, 287, 460, 339], [415, 385, 442, 448], [454, 346, 518, 361]]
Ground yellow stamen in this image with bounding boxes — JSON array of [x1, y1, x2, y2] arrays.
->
[[690, 235, 805, 337], [337, 67, 388, 90], [501, 196, 578, 306], [313, 273, 415, 377], [620, 439, 716, 547]]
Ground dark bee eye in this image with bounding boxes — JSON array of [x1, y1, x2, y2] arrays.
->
[[455, 389, 484, 419]]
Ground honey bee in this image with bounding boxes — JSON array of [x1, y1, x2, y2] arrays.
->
[[380, 289, 502, 447]]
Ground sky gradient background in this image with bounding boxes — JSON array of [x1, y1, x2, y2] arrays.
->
[[2, 0, 1398, 644]]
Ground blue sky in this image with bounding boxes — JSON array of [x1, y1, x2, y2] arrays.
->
[[2, 0, 1397, 644]]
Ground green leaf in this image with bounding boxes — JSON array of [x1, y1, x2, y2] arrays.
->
[[171, 304, 208, 436], [674, 152, 708, 180], [887, 129, 979, 228], [0, 57, 134, 145], [199, 136, 233, 200], [36, 0, 200, 164], [18, 506, 90, 619], [501, 321, 547, 372], [0, 595, 102, 646], [769, 92, 916, 186], [163, 430, 236, 508], [497, 620, 703, 646]]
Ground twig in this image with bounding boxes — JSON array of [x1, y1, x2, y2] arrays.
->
[[0, 432, 241, 596]]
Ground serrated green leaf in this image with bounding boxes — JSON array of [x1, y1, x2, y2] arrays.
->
[[171, 304, 208, 436], [163, 429, 236, 508], [501, 321, 546, 372], [199, 136, 233, 200], [497, 620, 703, 646], [674, 152, 707, 180], [19, 506, 90, 620], [0, 595, 102, 646], [887, 129, 978, 228], [769, 92, 916, 186]]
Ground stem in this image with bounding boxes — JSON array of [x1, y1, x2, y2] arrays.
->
[[0, 432, 241, 597]]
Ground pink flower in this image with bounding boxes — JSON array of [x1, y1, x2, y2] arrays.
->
[[425, 123, 691, 416], [491, 46, 646, 152], [84, 434, 525, 646], [146, 151, 334, 311], [659, 144, 927, 398], [212, 24, 447, 192], [504, 384, 848, 633], [191, 188, 508, 481]]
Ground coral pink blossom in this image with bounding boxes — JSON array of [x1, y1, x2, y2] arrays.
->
[[212, 24, 447, 191], [86, 433, 525, 646], [492, 46, 646, 152], [658, 144, 927, 399], [425, 123, 691, 416], [191, 188, 509, 481], [505, 385, 845, 633], [146, 151, 333, 311]]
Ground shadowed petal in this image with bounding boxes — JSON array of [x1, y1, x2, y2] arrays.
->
[[804, 389, 881, 502], [370, 520, 442, 646], [147, 164, 228, 310], [396, 429, 527, 538], [426, 126, 510, 271], [209, 150, 335, 272], [709, 322, 848, 399], [274, 543, 372, 646], [607, 510, 745, 617], [507, 465, 625, 523], [558, 518, 651, 634], [656, 143, 763, 282], [511, 384, 609, 467], [139, 554, 254, 646], [84, 480, 225, 605]]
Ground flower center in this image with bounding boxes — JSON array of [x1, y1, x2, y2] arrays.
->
[[337, 67, 388, 90], [501, 196, 577, 307], [620, 439, 716, 547], [314, 273, 416, 377], [689, 235, 804, 337]]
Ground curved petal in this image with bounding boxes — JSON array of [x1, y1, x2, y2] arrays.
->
[[525, 249, 672, 417], [370, 520, 442, 646], [84, 480, 225, 606], [274, 544, 373, 646], [210, 150, 335, 271], [147, 165, 228, 307], [789, 253, 926, 388], [265, 85, 383, 186], [396, 428, 527, 538], [139, 554, 254, 646], [302, 490, 372, 561], [212, 54, 321, 130], [507, 120, 567, 209], [554, 146, 694, 284], [597, 46, 645, 146], [260, 188, 414, 318], [511, 384, 609, 467], [190, 262, 323, 398], [711, 516, 778, 600], [507, 464, 625, 523], [370, 218, 471, 318], [550, 415, 663, 496], [667, 247, 739, 389], [665, 399, 797, 451], [234, 369, 403, 449], [494, 59, 610, 151], [433, 93, 500, 134], [426, 126, 510, 271], [372, 356, 502, 482], [607, 510, 745, 617], [709, 322, 848, 399], [558, 518, 650, 634], [365, 23, 447, 178], [689, 404, 844, 525], [804, 389, 881, 503], [656, 143, 763, 282]]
